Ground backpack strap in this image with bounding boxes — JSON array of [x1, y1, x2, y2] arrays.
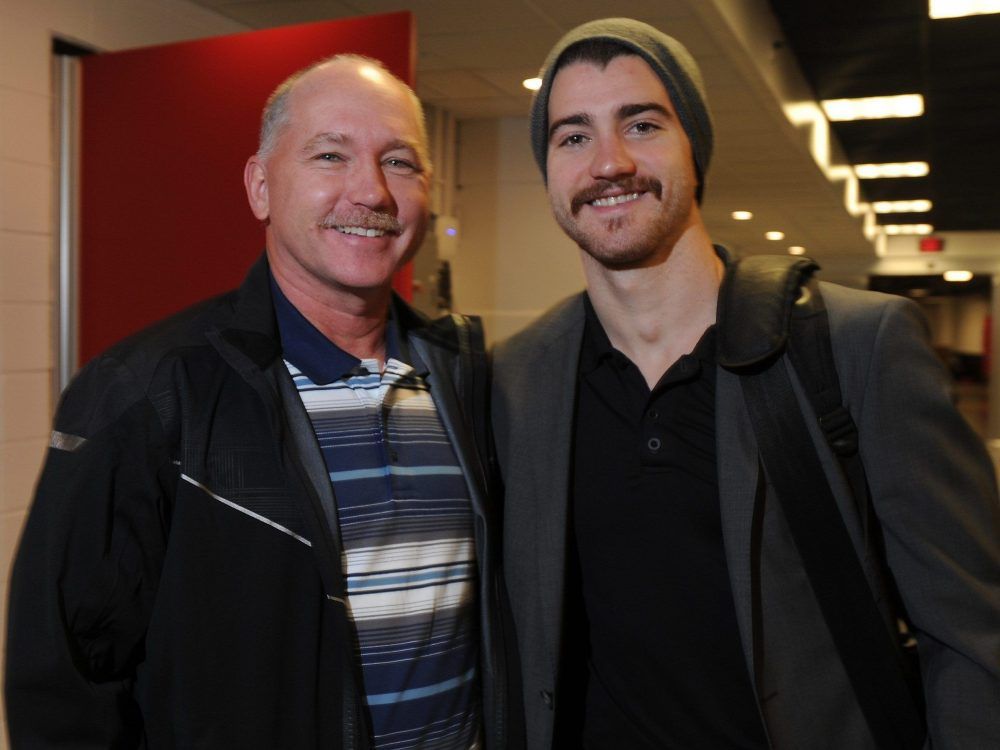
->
[[719, 255, 926, 749]]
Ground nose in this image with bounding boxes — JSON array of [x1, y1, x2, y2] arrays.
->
[[347, 158, 396, 213], [590, 134, 637, 181]]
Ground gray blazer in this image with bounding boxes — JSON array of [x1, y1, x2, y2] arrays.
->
[[493, 283, 1000, 749]]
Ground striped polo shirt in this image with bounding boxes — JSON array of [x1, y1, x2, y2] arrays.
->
[[272, 281, 480, 749]]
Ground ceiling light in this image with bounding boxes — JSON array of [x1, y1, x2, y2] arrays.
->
[[872, 199, 933, 213], [821, 94, 923, 121], [943, 270, 974, 282], [731, 210, 753, 221], [854, 162, 930, 179], [930, 1, 1000, 19], [765, 231, 785, 240], [788, 246, 806, 255], [884, 224, 934, 235], [522, 77, 542, 91]]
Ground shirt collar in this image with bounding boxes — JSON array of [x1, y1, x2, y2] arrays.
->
[[270, 274, 406, 385], [580, 291, 717, 379], [580, 292, 620, 375]]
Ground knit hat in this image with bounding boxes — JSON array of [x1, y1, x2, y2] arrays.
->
[[529, 17, 713, 203]]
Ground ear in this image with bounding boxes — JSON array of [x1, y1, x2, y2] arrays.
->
[[244, 155, 270, 221]]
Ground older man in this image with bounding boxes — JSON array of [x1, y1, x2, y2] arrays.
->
[[6, 55, 508, 749], [492, 17, 1000, 750]]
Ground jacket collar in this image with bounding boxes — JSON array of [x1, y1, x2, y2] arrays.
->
[[217, 254, 283, 369], [218, 254, 432, 374]]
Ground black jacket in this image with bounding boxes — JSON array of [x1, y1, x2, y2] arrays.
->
[[5, 257, 511, 748]]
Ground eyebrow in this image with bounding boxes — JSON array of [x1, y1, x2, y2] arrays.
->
[[548, 113, 591, 141], [548, 102, 674, 141], [618, 102, 672, 120], [301, 132, 348, 153]]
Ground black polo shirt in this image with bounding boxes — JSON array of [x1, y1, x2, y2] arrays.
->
[[566, 294, 767, 749]]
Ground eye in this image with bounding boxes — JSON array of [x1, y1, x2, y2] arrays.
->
[[557, 133, 589, 148], [628, 121, 661, 136], [383, 157, 422, 175], [314, 152, 344, 163]]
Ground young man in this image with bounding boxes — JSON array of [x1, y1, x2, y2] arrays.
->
[[6, 55, 509, 749], [493, 18, 1000, 749]]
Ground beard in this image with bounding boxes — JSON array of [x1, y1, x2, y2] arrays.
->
[[551, 175, 694, 269]]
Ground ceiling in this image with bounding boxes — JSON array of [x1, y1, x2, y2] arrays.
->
[[769, 0, 1000, 234], [187, 0, 1000, 265]]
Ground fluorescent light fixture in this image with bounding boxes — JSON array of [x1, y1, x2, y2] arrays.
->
[[731, 210, 753, 221], [522, 77, 542, 91], [943, 270, 974, 282], [765, 231, 785, 241], [930, 1, 1000, 19], [788, 246, 806, 256], [854, 161, 930, 179], [821, 94, 923, 121], [884, 224, 934, 235], [872, 199, 933, 213]]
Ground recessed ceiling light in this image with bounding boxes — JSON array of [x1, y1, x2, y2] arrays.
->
[[821, 94, 923, 121], [788, 246, 806, 255], [884, 224, 934, 235], [930, 1, 1000, 19], [854, 162, 930, 179], [943, 270, 974, 282], [872, 199, 933, 213], [731, 210, 753, 221], [522, 77, 542, 91], [765, 231, 785, 240]]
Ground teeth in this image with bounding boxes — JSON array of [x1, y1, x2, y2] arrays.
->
[[334, 226, 387, 237], [591, 192, 640, 207]]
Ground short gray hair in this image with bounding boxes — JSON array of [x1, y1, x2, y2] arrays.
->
[[256, 53, 429, 167]]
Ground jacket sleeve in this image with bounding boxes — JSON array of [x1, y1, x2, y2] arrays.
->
[[851, 295, 1000, 748], [4, 355, 175, 747]]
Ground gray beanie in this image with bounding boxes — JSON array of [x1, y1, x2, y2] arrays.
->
[[529, 17, 713, 203]]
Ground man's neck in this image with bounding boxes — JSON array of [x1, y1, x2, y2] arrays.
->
[[269, 262, 390, 367], [582, 225, 724, 389]]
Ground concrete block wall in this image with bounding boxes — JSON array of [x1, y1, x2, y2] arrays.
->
[[454, 117, 585, 343], [0, 1, 245, 743]]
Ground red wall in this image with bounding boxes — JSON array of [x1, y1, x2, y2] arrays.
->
[[79, 12, 414, 364]]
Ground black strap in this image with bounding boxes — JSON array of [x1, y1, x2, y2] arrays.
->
[[786, 286, 873, 517], [741, 349, 926, 750]]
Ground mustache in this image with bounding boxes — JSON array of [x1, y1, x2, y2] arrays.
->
[[570, 177, 663, 215], [318, 210, 402, 234]]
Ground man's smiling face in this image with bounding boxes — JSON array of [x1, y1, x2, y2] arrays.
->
[[545, 54, 698, 269], [245, 59, 429, 299]]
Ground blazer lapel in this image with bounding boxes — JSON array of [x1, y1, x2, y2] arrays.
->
[[500, 296, 586, 671], [715, 365, 762, 680]]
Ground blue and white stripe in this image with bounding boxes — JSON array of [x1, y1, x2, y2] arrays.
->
[[288, 357, 480, 749]]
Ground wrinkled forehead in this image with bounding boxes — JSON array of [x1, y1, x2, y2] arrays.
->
[[287, 61, 428, 156]]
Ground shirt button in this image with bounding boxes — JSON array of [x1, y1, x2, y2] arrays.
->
[[648, 409, 659, 420], [647, 437, 662, 452]]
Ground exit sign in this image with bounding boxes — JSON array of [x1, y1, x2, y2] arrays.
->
[[920, 237, 944, 252]]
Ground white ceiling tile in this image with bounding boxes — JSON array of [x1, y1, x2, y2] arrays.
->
[[207, 0, 360, 27], [417, 69, 506, 99]]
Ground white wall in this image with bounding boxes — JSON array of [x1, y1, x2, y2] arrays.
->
[[0, 1, 245, 744], [921, 296, 990, 356], [453, 117, 585, 343]]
